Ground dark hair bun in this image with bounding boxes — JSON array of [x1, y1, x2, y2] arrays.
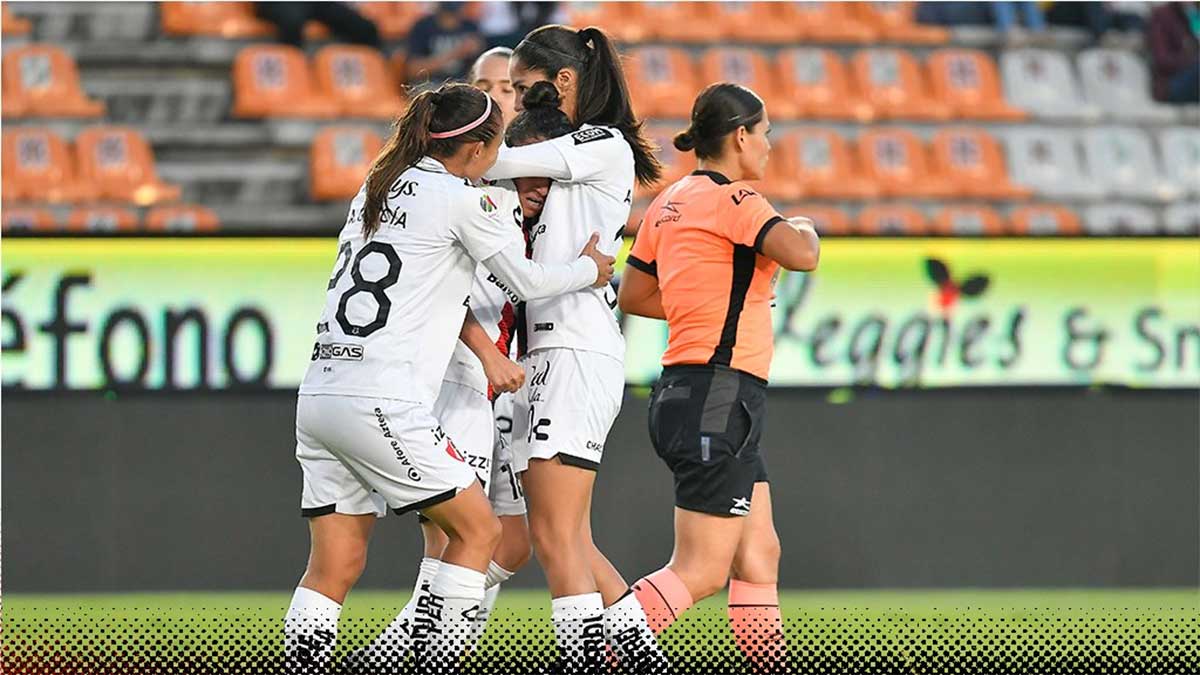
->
[[522, 80, 562, 110], [673, 129, 697, 152]]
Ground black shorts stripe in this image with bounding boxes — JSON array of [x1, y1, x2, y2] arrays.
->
[[626, 254, 657, 277], [300, 504, 337, 518], [391, 488, 458, 516], [709, 244, 757, 367], [556, 453, 601, 472]]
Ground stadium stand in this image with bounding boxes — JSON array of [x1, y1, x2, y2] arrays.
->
[[1, 206, 57, 231], [145, 204, 221, 232], [2, 1, 1194, 236], [66, 205, 140, 232]]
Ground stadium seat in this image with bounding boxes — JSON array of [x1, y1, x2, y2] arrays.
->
[[1000, 48, 1098, 121], [792, 206, 852, 236], [1163, 202, 1200, 236], [354, 2, 423, 40], [776, 49, 873, 121], [856, 204, 930, 235], [927, 49, 1025, 121], [717, 2, 800, 43], [2, 4, 32, 36], [1, 45, 105, 118], [642, 2, 723, 43], [1159, 127, 1200, 197], [232, 45, 340, 119], [1, 128, 96, 203], [1, 89, 27, 118], [66, 206, 140, 232], [769, 130, 876, 200], [931, 128, 1029, 199], [313, 45, 405, 119], [74, 126, 182, 205], [145, 204, 222, 232], [1009, 204, 1083, 236], [566, 2, 651, 44], [856, 128, 954, 197], [1004, 128, 1103, 200], [852, 49, 950, 120], [1076, 49, 1177, 123], [1, 207, 56, 232], [1083, 204, 1159, 235], [635, 124, 696, 200], [1082, 127, 1180, 202], [310, 127, 383, 201], [160, 2, 273, 38], [791, 2, 876, 43], [856, 2, 949, 44], [625, 47, 698, 119], [932, 205, 1008, 236], [699, 48, 795, 119]]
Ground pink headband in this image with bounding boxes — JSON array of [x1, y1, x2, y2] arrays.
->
[[430, 96, 493, 139]]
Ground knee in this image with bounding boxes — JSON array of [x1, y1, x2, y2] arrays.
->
[[732, 532, 782, 584], [528, 516, 574, 562], [494, 522, 533, 572], [308, 546, 368, 593], [671, 564, 728, 602]]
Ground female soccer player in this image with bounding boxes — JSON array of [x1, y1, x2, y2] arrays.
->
[[283, 82, 614, 675], [480, 24, 664, 673], [618, 83, 821, 674]]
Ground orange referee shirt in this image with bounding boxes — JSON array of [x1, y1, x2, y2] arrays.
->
[[627, 170, 785, 381]]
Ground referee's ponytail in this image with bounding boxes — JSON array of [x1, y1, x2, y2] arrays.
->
[[361, 83, 503, 239], [674, 83, 765, 160]]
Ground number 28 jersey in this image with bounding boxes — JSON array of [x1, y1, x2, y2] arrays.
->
[[299, 157, 516, 405]]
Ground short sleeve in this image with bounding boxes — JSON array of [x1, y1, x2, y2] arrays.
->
[[724, 185, 785, 253], [627, 208, 660, 277], [453, 187, 520, 262]]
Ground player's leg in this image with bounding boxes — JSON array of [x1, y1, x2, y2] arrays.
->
[[727, 481, 787, 675], [583, 500, 628, 606]]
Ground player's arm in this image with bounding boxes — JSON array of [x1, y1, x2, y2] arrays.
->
[[480, 233, 614, 299], [484, 129, 618, 183], [759, 217, 820, 272], [459, 308, 523, 394], [617, 264, 665, 320]]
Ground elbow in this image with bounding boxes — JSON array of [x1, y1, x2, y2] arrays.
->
[[783, 247, 820, 272]]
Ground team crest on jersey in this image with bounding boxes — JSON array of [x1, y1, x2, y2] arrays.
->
[[572, 127, 614, 145], [445, 439, 465, 462], [480, 194, 498, 213]]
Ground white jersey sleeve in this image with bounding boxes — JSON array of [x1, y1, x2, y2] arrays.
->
[[450, 186, 521, 263], [485, 124, 631, 185]]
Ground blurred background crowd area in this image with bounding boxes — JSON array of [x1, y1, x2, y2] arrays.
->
[[0, 1, 1197, 237]]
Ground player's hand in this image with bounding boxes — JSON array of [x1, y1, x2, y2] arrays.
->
[[482, 353, 525, 394], [580, 233, 615, 288]]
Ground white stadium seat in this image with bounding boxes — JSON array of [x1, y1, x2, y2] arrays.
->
[[1083, 203, 1159, 235], [1163, 202, 1200, 236], [1076, 49, 1177, 123], [1001, 48, 1098, 121], [1159, 127, 1200, 198], [1004, 127, 1103, 200], [1082, 126, 1181, 202]]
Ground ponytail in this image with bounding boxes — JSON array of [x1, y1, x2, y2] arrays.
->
[[513, 25, 662, 188], [361, 83, 503, 239]]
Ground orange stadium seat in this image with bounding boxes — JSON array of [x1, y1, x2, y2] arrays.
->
[[1, 128, 96, 203], [931, 128, 1029, 200], [791, 2, 876, 43], [857, 204, 930, 235], [643, 2, 723, 43], [145, 205, 221, 232], [2, 4, 31, 36], [852, 49, 950, 120], [699, 48, 794, 119], [74, 127, 181, 205], [769, 130, 877, 201], [719, 2, 801, 43], [1, 207, 56, 232], [932, 205, 1008, 236], [67, 206, 140, 232], [310, 127, 384, 201], [1009, 204, 1084, 235], [856, 2, 949, 44], [792, 206, 853, 236], [566, 2, 650, 44], [636, 124, 696, 200], [1, 45, 105, 118], [354, 2, 423, 40], [1, 90, 27, 118], [857, 128, 954, 197], [160, 2, 274, 38], [776, 49, 873, 121], [232, 45, 340, 119], [927, 49, 1025, 121], [314, 45, 405, 119], [625, 47, 698, 119]]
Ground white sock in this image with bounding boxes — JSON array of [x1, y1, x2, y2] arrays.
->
[[604, 591, 671, 673], [468, 583, 503, 650], [484, 560, 515, 589], [412, 562, 486, 673], [351, 557, 440, 670], [283, 586, 341, 674], [551, 592, 607, 673]]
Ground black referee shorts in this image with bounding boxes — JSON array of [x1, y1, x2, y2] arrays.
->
[[647, 364, 768, 517]]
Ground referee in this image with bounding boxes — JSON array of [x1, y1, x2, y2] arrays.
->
[[616, 82, 819, 674]]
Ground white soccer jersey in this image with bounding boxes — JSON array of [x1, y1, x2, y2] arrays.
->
[[442, 184, 524, 397], [300, 158, 531, 405], [485, 124, 632, 359]]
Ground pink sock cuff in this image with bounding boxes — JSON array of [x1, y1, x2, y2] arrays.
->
[[643, 567, 695, 613], [728, 579, 778, 606]]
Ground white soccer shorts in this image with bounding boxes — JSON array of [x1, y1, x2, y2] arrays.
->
[[489, 391, 527, 516], [432, 380, 496, 486]]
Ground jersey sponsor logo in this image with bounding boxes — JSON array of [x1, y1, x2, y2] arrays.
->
[[480, 194, 498, 213], [585, 440, 604, 453], [389, 179, 418, 198], [730, 496, 752, 516], [572, 127, 615, 145], [316, 321, 329, 335], [654, 200, 684, 227], [310, 342, 364, 361], [486, 273, 521, 304], [534, 322, 554, 332], [445, 439, 466, 463], [529, 359, 552, 387], [730, 188, 758, 206], [527, 222, 546, 248], [373, 407, 422, 481]]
